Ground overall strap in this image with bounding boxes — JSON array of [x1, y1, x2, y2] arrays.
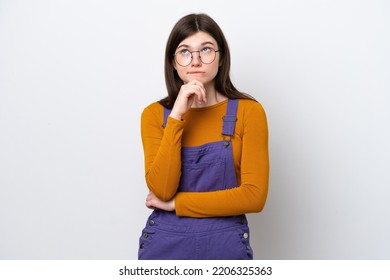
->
[[222, 99, 239, 136], [162, 107, 171, 128]]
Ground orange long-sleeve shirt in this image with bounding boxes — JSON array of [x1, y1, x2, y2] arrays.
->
[[141, 99, 269, 218]]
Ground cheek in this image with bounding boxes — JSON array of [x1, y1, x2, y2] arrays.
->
[[176, 69, 189, 83], [208, 64, 219, 80], [212, 64, 220, 75], [212, 56, 221, 76]]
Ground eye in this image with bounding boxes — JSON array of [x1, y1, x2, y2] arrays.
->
[[201, 47, 212, 53], [178, 49, 190, 56]]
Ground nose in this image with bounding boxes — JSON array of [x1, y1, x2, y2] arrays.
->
[[191, 51, 202, 66]]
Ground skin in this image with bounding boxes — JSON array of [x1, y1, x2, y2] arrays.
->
[[145, 31, 226, 211]]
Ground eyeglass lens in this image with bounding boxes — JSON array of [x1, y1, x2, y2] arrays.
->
[[175, 48, 218, 66]]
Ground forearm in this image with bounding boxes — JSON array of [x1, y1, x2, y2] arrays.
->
[[175, 169, 269, 217]]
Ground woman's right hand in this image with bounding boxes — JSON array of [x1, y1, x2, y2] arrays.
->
[[169, 80, 207, 120]]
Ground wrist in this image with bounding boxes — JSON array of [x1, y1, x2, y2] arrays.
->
[[169, 110, 182, 121]]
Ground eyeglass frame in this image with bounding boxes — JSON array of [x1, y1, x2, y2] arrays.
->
[[173, 47, 220, 67]]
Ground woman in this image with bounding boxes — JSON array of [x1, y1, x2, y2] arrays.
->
[[138, 13, 269, 260]]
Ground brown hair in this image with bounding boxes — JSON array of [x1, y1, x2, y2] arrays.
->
[[159, 13, 255, 108]]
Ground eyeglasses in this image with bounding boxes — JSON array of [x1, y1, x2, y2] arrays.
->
[[174, 47, 220, 67]]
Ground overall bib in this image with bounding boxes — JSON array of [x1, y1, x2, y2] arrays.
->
[[138, 99, 253, 260]]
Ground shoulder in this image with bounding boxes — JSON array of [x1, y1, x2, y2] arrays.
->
[[237, 99, 266, 117], [141, 102, 164, 121]]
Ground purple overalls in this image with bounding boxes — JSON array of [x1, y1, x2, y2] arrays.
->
[[138, 99, 253, 260]]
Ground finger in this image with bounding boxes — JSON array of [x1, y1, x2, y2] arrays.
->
[[189, 80, 206, 92], [145, 200, 153, 208], [190, 79, 204, 88], [181, 82, 205, 96], [145, 201, 156, 210], [185, 85, 206, 103], [195, 86, 207, 103], [185, 80, 204, 93], [193, 81, 206, 96], [191, 81, 206, 102]]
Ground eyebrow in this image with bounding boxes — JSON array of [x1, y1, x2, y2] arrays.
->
[[176, 41, 216, 49]]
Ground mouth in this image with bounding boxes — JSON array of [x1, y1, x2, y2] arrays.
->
[[187, 71, 205, 74]]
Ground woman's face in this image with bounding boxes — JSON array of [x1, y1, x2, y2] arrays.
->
[[173, 31, 220, 86]]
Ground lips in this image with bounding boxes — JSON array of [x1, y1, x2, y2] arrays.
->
[[187, 71, 205, 74]]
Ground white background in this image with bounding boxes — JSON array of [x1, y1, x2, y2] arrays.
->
[[0, 0, 389, 259]]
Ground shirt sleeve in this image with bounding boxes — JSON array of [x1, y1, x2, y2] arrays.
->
[[141, 105, 185, 201], [174, 102, 269, 217]]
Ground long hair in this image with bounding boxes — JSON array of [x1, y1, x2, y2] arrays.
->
[[159, 13, 255, 108]]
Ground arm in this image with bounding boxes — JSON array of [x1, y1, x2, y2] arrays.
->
[[141, 106, 184, 201], [174, 102, 269, 217], [141, 80, 207, 201]]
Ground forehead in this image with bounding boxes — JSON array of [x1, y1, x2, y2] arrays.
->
[[177, 31, 218, 48]]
